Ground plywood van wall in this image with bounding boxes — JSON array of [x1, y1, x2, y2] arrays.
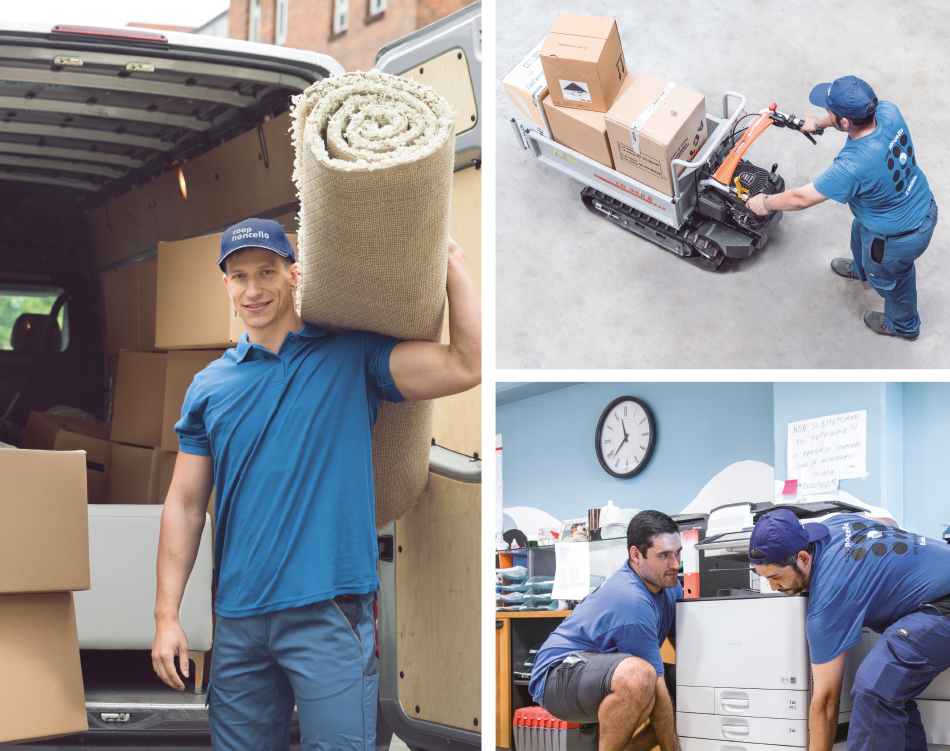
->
[[88, 112, 297, 269]]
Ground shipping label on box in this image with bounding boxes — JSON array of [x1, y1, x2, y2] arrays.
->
[[605, 72, 708, 197], [503, 37, 551, 146], [0, 449, 90, 593], [540, 14, 627, 113]]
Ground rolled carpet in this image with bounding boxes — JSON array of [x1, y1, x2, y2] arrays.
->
[[291, 70, 456, 529]]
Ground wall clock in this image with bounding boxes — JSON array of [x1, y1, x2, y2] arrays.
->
[[595, 396, 657, 478]]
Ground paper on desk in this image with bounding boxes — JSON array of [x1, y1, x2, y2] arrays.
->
[[552, 542, 591, 600]]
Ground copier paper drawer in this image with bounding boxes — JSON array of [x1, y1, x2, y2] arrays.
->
[[714, 688, 808, 719], [677, 711, 808, 746], [679, 738, 806, 751]]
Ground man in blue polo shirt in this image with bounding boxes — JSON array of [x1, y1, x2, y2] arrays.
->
[[750, 508, 950, 751], [149, 218, 481, 751], [529, 510, 683, 751], [747, 76, 937, 340]]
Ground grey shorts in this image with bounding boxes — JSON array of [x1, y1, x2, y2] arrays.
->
[[540, 651, 675, 725]]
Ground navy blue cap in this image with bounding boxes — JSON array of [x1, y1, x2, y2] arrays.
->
[[749, 508, 830, 565], [809, 76, 877, 119], [219, 218, 295, 272]]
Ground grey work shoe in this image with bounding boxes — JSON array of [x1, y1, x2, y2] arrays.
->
[[831, 258, 861, 280], [863, 311, 919, 340]]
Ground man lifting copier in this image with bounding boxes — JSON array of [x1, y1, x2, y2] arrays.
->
[[750, 508, 950, 751]]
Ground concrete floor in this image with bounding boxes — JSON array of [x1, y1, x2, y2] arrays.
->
[[496, 1, 950, 368]]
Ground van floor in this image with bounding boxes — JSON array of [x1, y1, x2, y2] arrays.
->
[[81, 651, 206, 706], [496, 3, 950, 368]]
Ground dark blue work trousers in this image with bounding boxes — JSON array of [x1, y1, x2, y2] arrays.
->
[[847, 602, 950, 751], [849, 199, 938, 336], [207, 592, 378, 751]]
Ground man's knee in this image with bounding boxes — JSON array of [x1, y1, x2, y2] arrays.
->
[[610, 657, 657, 701]]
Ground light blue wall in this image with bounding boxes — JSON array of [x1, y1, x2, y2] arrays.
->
[[497, 382, 775, 524], [772, 382, 904, 520], [902, 383, 950, 539]]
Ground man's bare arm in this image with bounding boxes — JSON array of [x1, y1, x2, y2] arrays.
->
[[389, 238, 481, 401], [747, 182, 829, 215], [810, 653, 846, 751], [152, 452, 214, 691]]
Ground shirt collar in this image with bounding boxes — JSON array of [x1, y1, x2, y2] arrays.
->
[[235, 322, 327, 363]]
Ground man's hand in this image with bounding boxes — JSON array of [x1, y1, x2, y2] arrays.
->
[[802, 115, 823, 134], [746, 193, 770, 216], [389, 237, 481, 401], [152, 618, 190, 691]]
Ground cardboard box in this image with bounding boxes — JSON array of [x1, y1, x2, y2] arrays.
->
[[540, 14, 627, 112], [161, 349, 226, 451], [111, 350, 167, 448], [605, 72, 709, 197], [0, 593, 88, 745], [21, 411, 112, 504], [100, 256, 162, 357], [502, 37, 551, 147], [0, 449, 90, 593], [155, 232, 296, 349], [542, 74, 636, 168], [107, 443, 165, 505]]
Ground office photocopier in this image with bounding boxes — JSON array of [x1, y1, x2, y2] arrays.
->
[[676, 501, 950, 751]]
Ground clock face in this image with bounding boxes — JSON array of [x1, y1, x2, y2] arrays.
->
[[595, 397, 657, 478]]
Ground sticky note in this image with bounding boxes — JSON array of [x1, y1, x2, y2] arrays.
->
[[783, 479, 798, 495]]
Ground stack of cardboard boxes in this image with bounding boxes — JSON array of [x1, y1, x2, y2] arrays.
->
[[0, 449, 90, 744], [503, 13, 710, 198]]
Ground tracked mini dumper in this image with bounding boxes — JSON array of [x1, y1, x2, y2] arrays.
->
[[512, 93, 822, 271]]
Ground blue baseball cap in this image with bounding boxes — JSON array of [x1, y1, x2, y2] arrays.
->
[[808, 76, 877, 120], [219, 218, 295, 272], [748, 508, 830, 565]]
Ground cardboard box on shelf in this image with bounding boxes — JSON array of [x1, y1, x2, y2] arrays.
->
[[138, 256, 159, 351], [540, 14, 627, 112], [605, 72, 709, 197], [155, 232, 296, 349], [110, 350, 168, 448], [502, 37, 551, 147], [161, 350, 226, 452], [0, 592, 88, 745], [21, 411, 112, 504], [0, 449, 90, 593], [541, 74, 636, 168], [107, 443, 165, 505]]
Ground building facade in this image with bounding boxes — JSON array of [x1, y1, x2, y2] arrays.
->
[[228, 0, 474, 73]]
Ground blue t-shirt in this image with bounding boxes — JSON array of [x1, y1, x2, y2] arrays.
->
[[806, 513, 950, 664], [176, 323, 403, 618], [528, 561, 680, 703], [813, 101, 933, 236]]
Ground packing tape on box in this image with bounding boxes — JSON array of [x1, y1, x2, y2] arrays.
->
[[291, 70, 455, 529], [628, 81, 676, 155]]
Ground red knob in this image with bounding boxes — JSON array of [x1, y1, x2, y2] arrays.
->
[[768, 103, 777, 112]]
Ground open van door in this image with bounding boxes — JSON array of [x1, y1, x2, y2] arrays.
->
[[374, 4, 482, 750]]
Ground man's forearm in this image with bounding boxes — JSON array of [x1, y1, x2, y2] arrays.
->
[[445, 243, 481, 386], [155, 498, 206, 623], [808, 693, 839, 751], [650, 678, 679, 751], [766, 187, 812, 212]]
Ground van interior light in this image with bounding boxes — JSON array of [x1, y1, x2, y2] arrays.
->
[[178, 167, 188, 201]]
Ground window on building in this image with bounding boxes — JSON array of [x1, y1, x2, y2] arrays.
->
[[248, 0, 262, 43], [332, 0, 349, 35], [368, 0, 386, 16], [0, 285, 68, 353], [275, 0, 289, 45]]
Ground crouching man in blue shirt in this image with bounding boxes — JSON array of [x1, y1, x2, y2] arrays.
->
[[750, 508, 950, 751], [529, 511, 683, 751], [149, 218, 481, 751], [746, 75, 937, 340]]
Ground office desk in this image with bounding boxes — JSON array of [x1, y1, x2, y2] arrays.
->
[[495, 610, 675, 750]]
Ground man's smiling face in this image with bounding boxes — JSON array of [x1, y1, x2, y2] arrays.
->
[[223, 247, 298, 330]]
